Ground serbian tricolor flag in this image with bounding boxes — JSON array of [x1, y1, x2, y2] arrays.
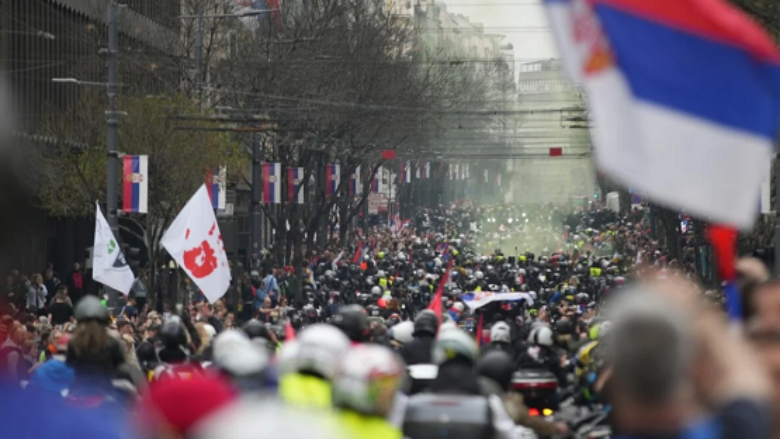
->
[[415, 163, 421, 180], [122, 155, 148, 214], [545, 0, 780, 229], [205, 166, 226, 210], [350, 166, 362, 195], [352, 241, 364, 264], [262, 163, 282, 204], [424, 162, 431, 179], [288, 167, 304, 204], [372, 168, 381, 193], [326, 164, 340, 197], [448, 164, 455, 181]]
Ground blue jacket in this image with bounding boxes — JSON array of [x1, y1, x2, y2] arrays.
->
[[29, 359, 75, 394]]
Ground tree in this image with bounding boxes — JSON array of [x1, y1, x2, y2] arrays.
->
[[36, 93, 244, 301]]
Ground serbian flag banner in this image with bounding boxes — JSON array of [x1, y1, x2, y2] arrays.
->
[[122, 155, 148, 214], [448, 164, 455, 181], [453, 164, 460, 181], [424, 162, 431, 179], [544, 0, 780, 229], [405, 162, 412, 183], [350, 166, 362, 195], [415, 163, 421, 180], [326, 164, 340, 197], [262, 163, 282, 204], [288, 167, 304, 204], [205, 166, 226, 210]]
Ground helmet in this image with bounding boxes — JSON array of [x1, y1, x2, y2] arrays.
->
[[529, 325, 554, 347], [478, 350, 514, 392], [331, 304, 370, 342], [160, 318, 189, 349], [452, 302, 465, 313], [371, 286, 382, 296], [489, 321, 511, 344], [433, 328, 479, 366], [74, 296, 110, 325], [293, 324, 351, 380], [213, 329, 268, 377], [277, 341, 301, 375], [413, 310, 439, 337], [332, 345, 404, 417], [555, 319, 574, 335], [474, 270, 484, 280], [242, 320, 272, 340], [389, 321, 414, 345]]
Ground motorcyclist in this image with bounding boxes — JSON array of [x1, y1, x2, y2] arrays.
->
[[483, 321, 514, 359], [64, 296, 131, 405], [515, 324, 566, 386], [478, 350, 568, 436], [211, 329, 269, 393], [278, 323, 350, 409], [241, 319, 279, 356], [402, 327, 516, 439], [398, 310, 439, 365], [332, 344, 405, 439], [152, 317, 204, 382], [331, 304, 371, 344]]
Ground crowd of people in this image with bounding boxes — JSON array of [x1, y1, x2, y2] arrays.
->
[[0, 202, 778, 439]]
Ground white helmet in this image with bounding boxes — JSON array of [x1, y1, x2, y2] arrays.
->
[[213, 329, 268, 377], [528, 325, 554, 347], [377, 270, 386, 278], [294, 324, 351, 380], [324, 270, 335, 278], [277, 341, 301, 375], [371, 286, 382, 295], [434, 258, 443, 268], [332, 345, 404, 416], [474, 270, 484, 280], [389, 321, 415, 345], [452, 302, 464, 312], [433, 328, 479, 365], [489, 321, 511, 344]]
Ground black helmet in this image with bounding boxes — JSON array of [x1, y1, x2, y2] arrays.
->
[[74, 296, 110, 325], [331, 304, 369, 342], [555, 319, 574, 335], [478, 350, 514, 392], [413, 310, 439, 337], [242, 320, 271, 341], [159, 319, 188, 350]]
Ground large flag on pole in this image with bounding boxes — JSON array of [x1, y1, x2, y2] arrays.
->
[[161, 185, 231, 303], [262, 163, 282, 204], [122, 155, 148, 214], [544, 0, 780, 229], [93, 203, 135, 295]]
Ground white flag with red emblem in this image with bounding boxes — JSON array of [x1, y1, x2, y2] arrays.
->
[[161, 185, 231, 303]]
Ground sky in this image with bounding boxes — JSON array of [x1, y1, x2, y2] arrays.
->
[[437, 0, 558, 65]]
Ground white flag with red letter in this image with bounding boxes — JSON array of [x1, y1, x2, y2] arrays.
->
[[161, 185, 231, 303]]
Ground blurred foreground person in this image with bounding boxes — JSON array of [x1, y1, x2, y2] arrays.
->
[[332, 344, 405, 439], [606, 282, 771, 439], [278, 324, 350, 409], [28, 332, 73, 394], [211, 329, 269, 393]]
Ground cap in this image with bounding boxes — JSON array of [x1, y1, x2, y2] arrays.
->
[[145, 375, 236, 435]]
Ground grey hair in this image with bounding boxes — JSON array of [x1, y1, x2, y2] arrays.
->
[[605, 286, 693, 406]]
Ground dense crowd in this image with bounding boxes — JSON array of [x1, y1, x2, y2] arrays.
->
[[1, 203, 779, 439]]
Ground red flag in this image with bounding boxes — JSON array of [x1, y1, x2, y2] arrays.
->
[[428, 259, 454, 324], [352, 241, 364, 264], [476, 313, 484, 346], [285, 320, 296, 341], [707, 225, 737, 281], [382, 150, 397, 159], [549, 147, 563, 157]]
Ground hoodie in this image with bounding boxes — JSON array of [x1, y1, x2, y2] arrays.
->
[[28, 356, 75, 394]]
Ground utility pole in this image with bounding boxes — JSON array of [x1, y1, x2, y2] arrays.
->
[[251, 133, 262, 270], [106, 0, 120, 308], [195, 10, 204, 96]]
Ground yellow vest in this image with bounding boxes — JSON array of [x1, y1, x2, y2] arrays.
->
[[279, 373, 333, 410], [589, 267, 602, 277], [338, 410, 402, 439]]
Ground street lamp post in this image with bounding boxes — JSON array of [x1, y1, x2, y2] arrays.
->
[[52, 0, 122, 309]]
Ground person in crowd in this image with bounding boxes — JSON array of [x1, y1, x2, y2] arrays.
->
[[66, 263, 85, 305], [28, 332, 73, 394], [27, 273, 48, 316], [43, 267, 61, 300], [47, 291, 74, 326], [257, 297, 278, 324], [606, 281, 772, 439], [399, 310, 439, 366], [0, 322, 27, 383]]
